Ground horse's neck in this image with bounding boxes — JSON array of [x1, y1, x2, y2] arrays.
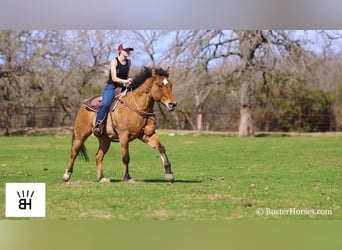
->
[[124, 80, 154, 112]]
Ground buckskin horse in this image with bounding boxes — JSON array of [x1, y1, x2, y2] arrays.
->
[[62, 66, 177, 183]]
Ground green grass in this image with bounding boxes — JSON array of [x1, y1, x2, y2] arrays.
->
[[0, 132, 341, 220]]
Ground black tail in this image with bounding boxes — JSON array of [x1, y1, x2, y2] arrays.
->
[[72, 131, 89, 162]]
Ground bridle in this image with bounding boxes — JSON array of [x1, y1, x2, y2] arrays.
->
[[117, 88, 155, 119]]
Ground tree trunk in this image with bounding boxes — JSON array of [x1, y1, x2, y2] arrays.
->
[[238, 80, 255, 137], [238, 106, 254, 137], [236, 30, 264, 137], [195, 93, 203, 130], [195, 90, 210, 131], [196, 111, 203, 130]]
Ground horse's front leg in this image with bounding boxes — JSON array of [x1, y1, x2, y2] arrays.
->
[[119, 133, 134, 183], [95, 136, 111, 183], [140, 133, 174, 182]]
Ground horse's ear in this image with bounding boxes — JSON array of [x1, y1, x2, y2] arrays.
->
[[165, 67, 170, 76], [152, 68, 156, 77]]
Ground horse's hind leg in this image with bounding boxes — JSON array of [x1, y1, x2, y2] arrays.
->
[[63, 106, 93, 182], [140, 133, 174, 182], [63, 132, 90, 182]]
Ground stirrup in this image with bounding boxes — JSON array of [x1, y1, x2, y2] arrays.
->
[[93, 123, 104, 137]]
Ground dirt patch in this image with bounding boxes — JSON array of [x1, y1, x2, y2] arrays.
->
[[79, 210, 114, 219], [206, 193, 261, 208]]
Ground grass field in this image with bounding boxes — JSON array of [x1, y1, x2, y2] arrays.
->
[[0, 131, 341, 220]]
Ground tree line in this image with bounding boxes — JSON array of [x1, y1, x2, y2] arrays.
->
[[1, 30, 342, 136]]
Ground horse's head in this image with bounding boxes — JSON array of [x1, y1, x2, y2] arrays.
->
[[150, 67, 177, 111]]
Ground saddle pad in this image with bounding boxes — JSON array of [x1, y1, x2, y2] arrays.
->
[[83, 88, 123, 112], [84, 95, 102, 112]]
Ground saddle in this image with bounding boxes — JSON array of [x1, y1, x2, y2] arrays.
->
[[83, 87, 124, 112]]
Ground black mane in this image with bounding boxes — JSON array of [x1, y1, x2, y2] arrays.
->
[[129, 66, 169, 90]]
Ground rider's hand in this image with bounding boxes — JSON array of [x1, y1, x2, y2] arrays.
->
[[126, 78, 133, 86]]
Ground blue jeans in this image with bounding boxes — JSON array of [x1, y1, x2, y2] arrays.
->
[[95, 84, 116, 125]]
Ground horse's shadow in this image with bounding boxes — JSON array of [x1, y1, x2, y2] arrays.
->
[[109, 179, 202, 184]]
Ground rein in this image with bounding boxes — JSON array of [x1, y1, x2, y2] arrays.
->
[[118, 89, 155, 119]]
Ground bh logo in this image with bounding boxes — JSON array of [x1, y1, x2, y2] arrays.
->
[[17, 190, 34, 210], [6, 183, 46, 217]]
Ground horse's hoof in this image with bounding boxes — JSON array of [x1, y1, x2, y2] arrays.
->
[[165, 174, 174, 182], [99, 177, 110, 183], [63, 170, 71, 182], [125, 178, 136, 184]]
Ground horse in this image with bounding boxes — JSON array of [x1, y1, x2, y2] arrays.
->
[[62, 66, 177, 183]]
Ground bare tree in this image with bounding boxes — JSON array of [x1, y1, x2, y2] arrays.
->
[[169, 30, 312, 135], [0, 30, 121, 132], [0, 30, 46, 133], [232, 30, 310, 136], [172, 30, 238, 130], [129, 30, 172, 66], [235, 30, 266, 136]]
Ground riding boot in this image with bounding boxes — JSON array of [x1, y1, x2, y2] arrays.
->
[[93, 122, 104, 137]]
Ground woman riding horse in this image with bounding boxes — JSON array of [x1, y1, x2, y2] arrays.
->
[[93, 43, 134, 137], [63, 66, 177, 183]]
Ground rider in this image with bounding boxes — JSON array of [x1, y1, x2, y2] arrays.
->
[[92, 44, 134, 137]]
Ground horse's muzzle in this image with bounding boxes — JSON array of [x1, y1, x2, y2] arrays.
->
[[166, 102, 177, 111]]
